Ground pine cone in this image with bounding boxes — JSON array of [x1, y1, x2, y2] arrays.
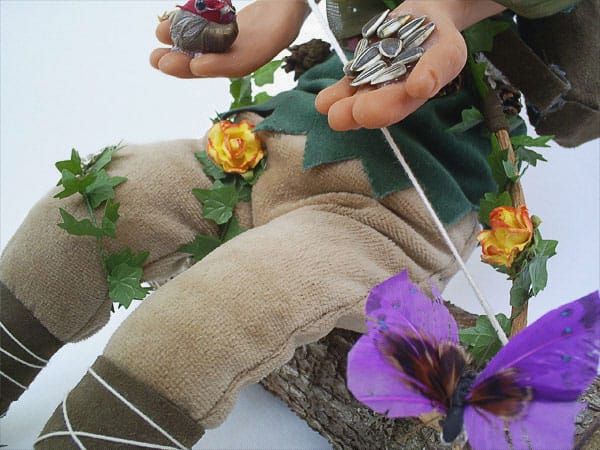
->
[[497, 82, 522, 116], [283, 39, 332, 80]]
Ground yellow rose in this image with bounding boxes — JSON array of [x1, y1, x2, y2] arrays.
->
[[476, 205, 534, 268], [206, 120, 265, 174]]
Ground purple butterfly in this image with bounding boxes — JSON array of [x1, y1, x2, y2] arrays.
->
[[347, 270, 600, 449]]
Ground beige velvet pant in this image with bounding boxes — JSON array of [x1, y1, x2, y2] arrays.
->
[[0, 113, 479, 429]]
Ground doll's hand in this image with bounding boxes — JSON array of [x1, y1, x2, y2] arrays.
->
[[151, 0, 308, 79], [315, 0, 505, 130]]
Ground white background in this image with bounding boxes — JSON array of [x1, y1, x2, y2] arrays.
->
[[1, 1, 598, 449]]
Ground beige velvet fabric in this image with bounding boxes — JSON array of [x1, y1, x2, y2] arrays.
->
[[1, 113, 479, 429]]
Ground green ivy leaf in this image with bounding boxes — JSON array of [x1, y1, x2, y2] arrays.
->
[[195, 151, 227, 180], [104, 248, 149, 273], [459, 313, 512, 366], [178, 234, 222, 262], [502, 159, 522, 182], [478, 191, 513, 226], [229, 76, 253, 109], [487, 134, 509, 189], [246, 159, 267, 186], [510, 135, 554, 148], [107, 263, 150, 308], [515, 147, 548, 167], [85, 169, 127, 208], [535, 239, 558, 258], [101, 200, 121, 238], [221, 216, 246, 242], [470, 59, 490, 98], [510, 264, 531, 309], [55, 170, 97, 199], [193, 182, 239, 225], [447, 107, 484, 133], [463, 19, 510, 54], [528, 256, 549, 296], [55, 149, 83, 176], [57, 208, 105, 237], [87, 144, 123, 173], [253, 92, 271, 105], [252, 60, 282, 87], [236, 182, 252, 202]]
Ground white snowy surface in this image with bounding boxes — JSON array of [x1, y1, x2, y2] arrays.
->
[[1, 1, 598, 449]]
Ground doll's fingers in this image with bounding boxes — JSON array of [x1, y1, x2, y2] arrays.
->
[[327, 96, 362, 131], [351, 83, 426, 129], [156, 19, 173, 45], [405, 27, 467, 99], [157, 51, 197, 78], [315, 78, 358, 115], [189, 50, 256, 78], [150, 48, 171, 70]]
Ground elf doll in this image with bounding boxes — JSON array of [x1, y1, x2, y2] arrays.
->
[[1, 0, 597, 448]]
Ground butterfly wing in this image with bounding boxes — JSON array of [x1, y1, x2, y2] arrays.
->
[[347, 328, 448, 417], [364, 270, 459, 344], [465, 291, 600, 450], [347, 270, 463, 418]]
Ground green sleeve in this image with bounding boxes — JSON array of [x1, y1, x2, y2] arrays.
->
[[494, 0, 581, 18]]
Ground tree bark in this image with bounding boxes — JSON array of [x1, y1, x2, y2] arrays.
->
[[261, 303, 600, 449]]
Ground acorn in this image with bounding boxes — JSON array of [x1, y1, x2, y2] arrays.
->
[[169, 0, 238, 53]]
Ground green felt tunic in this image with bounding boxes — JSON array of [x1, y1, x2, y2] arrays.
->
[[231, 54, 503, 226], [228, 0, 584, 225], [327, 0, 580, 40]]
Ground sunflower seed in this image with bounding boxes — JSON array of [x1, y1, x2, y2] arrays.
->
[[403, 22, 436, 49], [376, 14, 411, 38], [391, 46, 425, 65], [378, 38, 403, 58], [371, 62, 407, 85], [350, 61, 388, 87], [343, 60, 359, 77], [397, 16, 427, 40], [353, 38, 370, 59], [350, 44, 382, 72], [362, 10, 390, 39]]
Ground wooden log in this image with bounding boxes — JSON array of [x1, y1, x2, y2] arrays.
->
[[261, 303, 600, 449]]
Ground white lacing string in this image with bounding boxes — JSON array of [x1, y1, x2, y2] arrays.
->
[[35, 368, 187, 449], [1, 348, 46, 369], [0, 320, 50, 364], [34, 431, 181, 450], [305, 0, 509, 345], [0, 370, 27, 390], [0, 320, 49, 391], [61, 393, 86, 450]]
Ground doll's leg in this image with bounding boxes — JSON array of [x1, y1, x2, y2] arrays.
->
[[0, 139, 250, 414], [35, 198, 478, 448]]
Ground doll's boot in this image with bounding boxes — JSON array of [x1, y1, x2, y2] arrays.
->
[[0, 139, 248, 415]]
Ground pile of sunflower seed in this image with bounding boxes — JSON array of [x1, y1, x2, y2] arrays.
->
[[344, 10, 435, 87]]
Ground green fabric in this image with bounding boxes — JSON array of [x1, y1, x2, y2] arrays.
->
[[323, 0, 580, 38], [227, 54, 514, 225], [497, 0, 582, 18]]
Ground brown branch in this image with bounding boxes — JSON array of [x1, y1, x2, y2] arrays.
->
[[483, 91, 528, 337]]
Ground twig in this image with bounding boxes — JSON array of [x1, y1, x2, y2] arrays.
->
[[483, 90, 528, 337]]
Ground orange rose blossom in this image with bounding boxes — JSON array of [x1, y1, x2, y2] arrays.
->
[[206, 120, 265, 174], [476, 205, 534, 268]]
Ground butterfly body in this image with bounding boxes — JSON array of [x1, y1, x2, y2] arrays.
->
[[348, 271, 600, 449], [441, 370, 476, 444]]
